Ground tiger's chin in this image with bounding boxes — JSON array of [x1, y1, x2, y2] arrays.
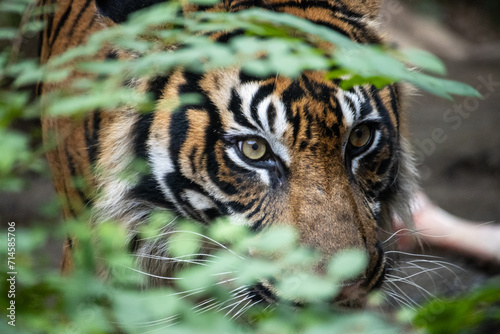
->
[[247, 268, 386, 310]]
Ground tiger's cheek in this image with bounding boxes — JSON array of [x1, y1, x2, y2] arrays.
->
[[178, 109, 211, 183], [355, 140, 395, 202], [212, 141, 268, 205]]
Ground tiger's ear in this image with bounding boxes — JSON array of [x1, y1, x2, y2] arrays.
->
[[95, 0, 167, 23], [340, 0, 381, 20]]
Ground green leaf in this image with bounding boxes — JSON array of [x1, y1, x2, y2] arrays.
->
[[167, 223, 202, 259], [245, 225, 297, 255], [0, 28, 17, 40], [0, 1, 28, 14], [188, 0, 221, 5], [209, 218, 249, 244], [0, 129, 30, 175], [21, 20, 46, 34], [328, 249, 368, 282], [277, 273, 338, 302], [399, 49, 446, 75]]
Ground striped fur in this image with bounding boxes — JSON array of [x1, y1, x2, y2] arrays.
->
[[40, 0, 417, 306]]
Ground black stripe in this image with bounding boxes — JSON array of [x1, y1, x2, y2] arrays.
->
[[229, 88, 258, 130], [245, 195, 267, 219], [368, 85, 396, 135], [228, 197, 257, 214], [131, 76, 170, 160], [133, 112, 154, 160], [165, 172, 223, 223], [229, 0, 377, 42], [78, 14, 96, 46], [67, 0, 92, 39], [43, 0, 54, 58], [64, 193, 78, 218], [306, 18, 353, 41], [378, 163, 399, 201], [358, 87, 374, 118], [188, 147, 198, 177], [282, 81, 304, 146], [49, 0, 73, 51], [130, 175, 174, 209], [358, 134, 388, 169], [289, 113, 302, 148], [376, 156, 393, 177], [303, 106, 313, 140], [388, 85, 400, 129], [239, 71, 262, 84], [331, 1, 364, 19], [129, 234, 140, 253], [213, 29, 245, 43], [148, 75, 170, 101], [251, 217, 266, 232], [85, 110, 101, 165], [342, 93, 357, 117], [164, 173, 206, 222], [65, 146, 90, 207], [250, 83, 274, 130], [222, 150, 256, 183], [106, 50, 119, 60], [228, 0, 254, 11], [266, 103, 277, 133], [368, 241, 386, 290], [204, 113, 239, 196], [36, 82, 43, 97]]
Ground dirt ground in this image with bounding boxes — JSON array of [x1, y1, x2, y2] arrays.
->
[[1, 0, 499, 318]]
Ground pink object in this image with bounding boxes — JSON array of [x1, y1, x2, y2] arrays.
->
[[396, 191, 500, 264]]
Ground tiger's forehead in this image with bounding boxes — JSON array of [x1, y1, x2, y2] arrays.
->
[[194, 69, 389, 171], [201, 69, 381, 141]]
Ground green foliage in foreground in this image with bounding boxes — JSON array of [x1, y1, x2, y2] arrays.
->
[[0, 215, 404, 334], [414, 280, 500, 334], [0, 0, 497, 333]]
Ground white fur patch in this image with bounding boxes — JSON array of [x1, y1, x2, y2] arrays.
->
[[183, 189, 216, 211], [148, 128, 188, 216], [336, 89, 356, 128]]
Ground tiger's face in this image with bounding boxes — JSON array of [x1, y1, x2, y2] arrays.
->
[[95, 66, 415, 306], [41, 0, 417, 308]]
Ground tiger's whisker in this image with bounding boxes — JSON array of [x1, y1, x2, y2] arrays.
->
[[386, 273, 437, 298], [385, 280, 419, 308], [231, 298, 255, 320], [141, 230, 244, 259], [382, 228, 418, 245], [383, 289, 415, 310]]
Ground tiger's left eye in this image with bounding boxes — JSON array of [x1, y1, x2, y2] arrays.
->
[[239, 138, 268, 160], [349, 124, 372, 149]]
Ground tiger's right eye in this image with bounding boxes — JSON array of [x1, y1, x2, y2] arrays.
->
[[239, 138, 268, 161], [348, 124, 372, 149]]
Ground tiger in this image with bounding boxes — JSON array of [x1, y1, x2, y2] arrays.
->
[[39, 0, 417, 308]]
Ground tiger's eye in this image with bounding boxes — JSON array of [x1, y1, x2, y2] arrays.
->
[[240, 138, 267, 160], [349, 124, 372, 148]]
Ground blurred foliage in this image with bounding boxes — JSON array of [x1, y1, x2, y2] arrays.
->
[[0, 0, 497, 333], [414, 279, 500, 334], [0, 213, 404, 333]]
